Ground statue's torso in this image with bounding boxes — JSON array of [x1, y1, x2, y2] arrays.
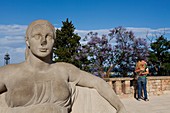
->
[[4, 67, 71, 108]]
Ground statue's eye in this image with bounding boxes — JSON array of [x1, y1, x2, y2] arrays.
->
[[33, 34, 41, 40], [46, 35, 53, 40]]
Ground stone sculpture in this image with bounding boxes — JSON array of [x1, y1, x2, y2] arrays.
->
[[0, 20, 128, 113]]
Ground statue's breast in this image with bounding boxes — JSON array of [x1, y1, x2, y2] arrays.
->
[[5, 81, 34, 107], [5, 78, 71, 107]]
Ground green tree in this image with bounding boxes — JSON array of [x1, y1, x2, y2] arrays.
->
[[53, 18, 81, 67], [149, 35, 170, 75], [150, 35, 170, 63]]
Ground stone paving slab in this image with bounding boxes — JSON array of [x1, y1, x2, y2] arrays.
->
[[121, 94, 170, 113]]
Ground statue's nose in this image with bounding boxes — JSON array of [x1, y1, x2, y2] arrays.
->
[[41, 36, 47, 46]]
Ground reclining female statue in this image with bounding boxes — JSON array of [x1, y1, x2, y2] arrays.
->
[[0, 20, 128, 113]]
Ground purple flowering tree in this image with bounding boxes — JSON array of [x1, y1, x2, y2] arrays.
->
[[75, 32, 114, 77], [133, 37, 149, 60], [108, 27, 136, 77], [109, 27, 149, 77], [76, 27, 149, 77]]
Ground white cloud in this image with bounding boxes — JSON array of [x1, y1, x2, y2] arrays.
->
[[127, 27, 170, 38], [0, 24, 170, 66], [0, 24, 27, 35], [0, 36, 25, 47], [0, 24, 27, 66], [75, 29, 111, 39]]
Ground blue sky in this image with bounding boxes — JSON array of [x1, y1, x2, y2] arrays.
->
[[1, 0, 170, 29], [0, 0, 170, 66]]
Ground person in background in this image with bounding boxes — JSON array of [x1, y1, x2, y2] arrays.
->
[[135, 58, 149, 101]]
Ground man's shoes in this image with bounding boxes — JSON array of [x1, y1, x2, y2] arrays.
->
[[137, 98, 149, 101], [137, 98, 142, 101], [144, 98, 149, 101]]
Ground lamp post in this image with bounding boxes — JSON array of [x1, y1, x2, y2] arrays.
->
[[4, 53, 10, 65]]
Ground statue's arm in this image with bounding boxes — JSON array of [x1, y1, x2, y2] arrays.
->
[[0, 82, 6, 94], [0, 68, 7, 94], [77, 71, 127, 113], [67, 64, 127, 113]]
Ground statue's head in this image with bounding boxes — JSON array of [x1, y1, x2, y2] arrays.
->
[[26, 20, 56, 40], [25, 20, 55, 58]]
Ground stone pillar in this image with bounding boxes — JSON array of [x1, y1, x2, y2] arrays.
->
[[123, 80, 131, 94], [115, 81, 122, 95], [108, 81, 113, 89]]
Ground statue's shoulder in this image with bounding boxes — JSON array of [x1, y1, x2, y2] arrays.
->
[[53, 62, 76, 68], [52, 62, 79, 72], [0, 62, 25, 76]]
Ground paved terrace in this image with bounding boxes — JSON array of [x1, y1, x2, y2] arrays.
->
[[120, 94, 170, 113], [104, 76, 170, 113]]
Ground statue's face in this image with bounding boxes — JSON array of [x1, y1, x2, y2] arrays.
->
[[26, 24, 54, 58]]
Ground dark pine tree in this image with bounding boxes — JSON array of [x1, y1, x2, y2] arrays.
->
[[149, 35, 170, 75], [53, 18, 81, 67]]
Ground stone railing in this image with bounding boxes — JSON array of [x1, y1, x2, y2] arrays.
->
[[104, 76, 170, 98]]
